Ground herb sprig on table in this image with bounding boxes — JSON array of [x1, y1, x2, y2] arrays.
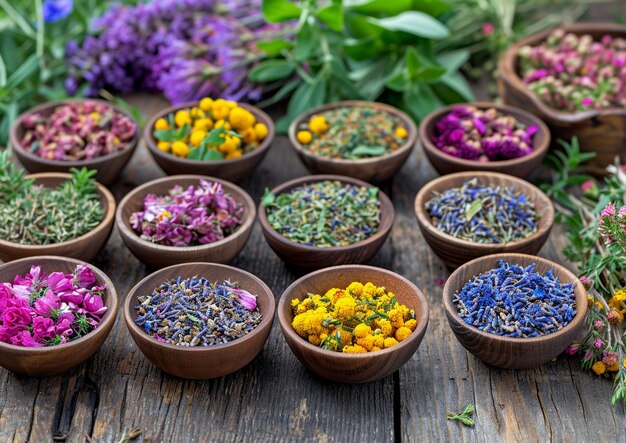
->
[[0, 151, 103, 245]]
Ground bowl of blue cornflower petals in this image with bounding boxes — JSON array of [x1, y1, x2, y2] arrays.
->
[[443, 253, 588, 369]]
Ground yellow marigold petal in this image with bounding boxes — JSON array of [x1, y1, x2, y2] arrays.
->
[[171, 141, 190, 157], [395, 127, 408, 138], [157, 141, 171, 152], [254, 123, 268, 140], [199, 97, 214, 112], [353, 324, 372, 339], [592, 361, 606, 375], [395, 326, 412, 342], [154, 118, 170, 131], [404, 319, 417, 331], [297, 130, 312, 144], [383, 337, 399, 349]]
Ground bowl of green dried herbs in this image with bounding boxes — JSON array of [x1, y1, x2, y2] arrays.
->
[[0, 152, 115, 262], [288, 101, 417, 184]]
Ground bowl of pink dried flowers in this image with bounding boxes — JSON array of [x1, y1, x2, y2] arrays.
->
[[0, 256, 118, 376], [499, 23, 626, 174], [116, 175, 256, 269], [420, 102, 550, 179], [10, 99, 139, 185]]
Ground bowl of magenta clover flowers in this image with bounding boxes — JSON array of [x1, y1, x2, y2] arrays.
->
[[116, 175, 256, 269], [498, 23, 626, 174], [419, 102, 550, 179], [0, 256, 118, 376]]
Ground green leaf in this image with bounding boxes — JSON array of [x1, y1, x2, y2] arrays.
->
[[281, 73, 328, 131], [465, 198, 484, 222], [344, 11, 384, 38], [205, 127, 228, 146], [405, 47, 420, 78], [153, 130, 177, 142], [316, 4, 344, 32], [371, 11, 449, 39], [438, 72, 475, 101], [350, 145, 387, 157], [403, 86, 441, 120], [256, 39, 293, 57], [187, 147, 205, 160], [257, 78, 301, 108], [346, 0, 413, 17], [437, 50, 470, 74], [262, 0, 302, 22], [343, 37, 385, 61], [262, 189, 275, 206], [203, 150, 224, 161], [248, 60, 295, 82], [295, 22, 315, 61], [5, 55, 39, 89]]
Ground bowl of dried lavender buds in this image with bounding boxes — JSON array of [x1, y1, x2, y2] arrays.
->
[[0, 256, 119, 376], [116, 175, 256, 269], [124, 262, 275, 379], [443, 253, 587, 369], [259, 175, 395, 270], [420, 102, 550, 179], [10, 99, 139, 185], [414, 171, 554, 269], [288, 101, 417, 183], [0, 152, 116, 263], [499, 23, 626, 174]]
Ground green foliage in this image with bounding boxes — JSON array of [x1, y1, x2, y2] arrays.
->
[[255, 0, 473, 131], [447, 404, 475, 427]]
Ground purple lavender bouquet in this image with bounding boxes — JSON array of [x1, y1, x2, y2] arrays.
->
[[66, 0, 280, 104]]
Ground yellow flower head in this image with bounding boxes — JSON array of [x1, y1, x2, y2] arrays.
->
[[229, 106, 256, 131], [395, 326, 412, 342], [154, 118, 170, 131], [220, 135, 241, 154], [404, 319, 417, 332], [254, 123, 268, 140], [199, 97, 214, 112], [353, 323, 372, 339], [190, 107, 205, 119], [607, 363, 620, 372], [356, 335, 375, 351], [309, 115, 329, 134], [291, 299, 300, 308], [614, 289, 626, 302], [174, 110, 191, 128], [212, 101, 230, 120], [383, 337, 399, 349], [297, 130, 312, 144], [333, 297, 356, 320], [225, 151, 243, 160], [347, 282, 364, 297], [395, 127, 408, 138], [377, 319, 393, 337], [592, 360, 606, 376], [240, 127, 257, 144], [214, 119, 231, 130], [343, 344, 367, 354], [308, 335, 321, 346], [194, 118, 214, 132], [371, 346, 382, 352], [157, 141, 171, 152], [190, 130, 207, 147], [362, 282, 378, 298], [171, 141, 190, 157], [372, 335, 384, 348]]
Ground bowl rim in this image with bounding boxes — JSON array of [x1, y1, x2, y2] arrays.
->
[[123, 262, 276, 352], [414, 170, 554, 250], [287, 100, 418, 165], [278, 264, 429, 359], [144, 101, 275, 166], [9, 98, 140, 167], [498, 22, 626, 122], [0, 172, 116, 251], [258, 174, 395, 253], [115, 174, 256, 253], [419, 101, 550, 168], [442, 253, 588, 344], [0, 255, 119, 352]]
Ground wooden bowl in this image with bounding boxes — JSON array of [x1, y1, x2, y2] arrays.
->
[[0, 256, 119, 376], [420, 102, 550, 178], [0, 173, 115, 263], [443, 253, 587, 369], [116, 175, 256, 269], [498, 23, 626, 175], [278, 265, 429, 383], [124, 262, 275, 379], [288, 101, 417, 183], [258, 175, 395, 270], [144, 102, 274, 183], [414, 171, 554, 269], [9, 98, 140, 186]]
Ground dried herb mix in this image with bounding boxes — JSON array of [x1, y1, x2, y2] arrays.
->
[[0, 152, 103, 245], [135, 277, 261, 346], [425, 179, 538, 244], [263, 181, 381, 247]]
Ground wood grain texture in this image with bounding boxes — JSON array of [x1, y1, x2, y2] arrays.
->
[[258, 174, 395, 270], [0, 173, 115, 263], [414, 171, 554, 269], [498, 23, 626, 175], [2, 54, 626, 440], [144, 102, 275, 183], [420, 102, 550, 179], [287, 101, 417, 183], [0, 256, 118, 376], [124, 262, 275, 379], [116, 175, 256, 269], [9, 98, 139, 186], [278, 265, 429, 383]]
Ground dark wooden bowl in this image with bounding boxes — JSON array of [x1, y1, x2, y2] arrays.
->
[[144, 102, 274, 183], [0, 173, 115, 263], [0, 256, 119, 376], [498, 23, 626, 175], [278, 265, 429, 383], [443, 253, 587, 369], [124, 262, 275, 379], [420, 102, 550, 179], [258, 174, 395, 270], [116, 175, 256, 269], [9, 98, 140, 186], [414, 171, 554, 269], [288, 101, 417, 183]]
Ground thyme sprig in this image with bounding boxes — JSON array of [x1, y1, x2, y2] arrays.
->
[[447, 403, 475, 427]]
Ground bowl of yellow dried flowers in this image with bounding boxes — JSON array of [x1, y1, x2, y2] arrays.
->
[[288, 101, 417, 183], [145, 97, 274, 183], [278, 265, 429, 383]]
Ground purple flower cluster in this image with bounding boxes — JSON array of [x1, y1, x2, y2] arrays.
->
[[518, 30, 626, 111], [20, 101, 137, 161], [130, 179, 244, 247], [0, 265, 107, 348], [432, 106, 537, 162], [65, 0, 280, 104]]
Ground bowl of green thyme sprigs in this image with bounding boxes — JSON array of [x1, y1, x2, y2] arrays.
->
[[0, 152, 115, 262]]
